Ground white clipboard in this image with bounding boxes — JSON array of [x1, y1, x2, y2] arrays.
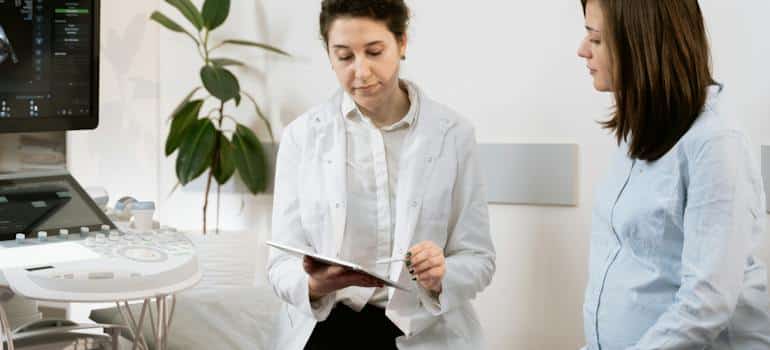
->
[[266, 240, 412, 292]]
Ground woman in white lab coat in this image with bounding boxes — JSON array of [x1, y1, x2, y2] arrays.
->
[[267, 1, 496, 349]]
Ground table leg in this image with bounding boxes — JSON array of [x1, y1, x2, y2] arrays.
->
[[117, 295, 177, 350], [155, 296, 170, 350], [104, 326, 120, 350]]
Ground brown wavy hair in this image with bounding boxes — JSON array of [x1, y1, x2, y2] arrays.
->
[[581, 0, 716, 161], [320, 0, 410, 47]]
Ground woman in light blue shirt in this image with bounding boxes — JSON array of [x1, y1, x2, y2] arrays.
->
[[577, 0, 770, 349]]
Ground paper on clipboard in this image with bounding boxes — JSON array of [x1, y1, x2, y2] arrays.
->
[[266, 240, 412, 292]]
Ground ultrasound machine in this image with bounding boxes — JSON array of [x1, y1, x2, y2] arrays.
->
[[1, 1, 200, 349]]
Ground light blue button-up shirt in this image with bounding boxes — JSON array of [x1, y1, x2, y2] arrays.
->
[[584, 85, 770, 350]]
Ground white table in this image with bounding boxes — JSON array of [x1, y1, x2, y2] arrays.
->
[[0, 231, 201, 350]]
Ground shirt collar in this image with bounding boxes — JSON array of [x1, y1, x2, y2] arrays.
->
[[341, 80, 420, 131]]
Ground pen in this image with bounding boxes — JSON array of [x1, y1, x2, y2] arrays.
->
[[375, 257, 410, 264]]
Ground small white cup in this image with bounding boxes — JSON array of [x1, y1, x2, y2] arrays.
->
[[131, 202, 156, 231]]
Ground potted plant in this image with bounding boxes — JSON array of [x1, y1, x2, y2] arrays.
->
[[151, 0, 289, 233]]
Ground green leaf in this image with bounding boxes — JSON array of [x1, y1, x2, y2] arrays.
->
[[243, 91, 275, 146], [200, 65, 240, 103], [176, 119, 218, 185], [169, 87, 202, 121], [210, 58, 245, 67], [221, 40, 290, 56], [213, 134, 236, 185], [150, 11, 200, 45], [165, 0, 204, 31], [166, 99, 204, 156], [202, 0, 230, 30], [231, 124, 267, 194], [150, 11, 186, 32]]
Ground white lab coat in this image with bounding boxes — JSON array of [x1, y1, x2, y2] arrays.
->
[[268, 86, 496, 350]]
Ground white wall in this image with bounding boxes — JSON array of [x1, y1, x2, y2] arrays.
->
[[67, 0, 161, 204], [70, 1, 770, 349]]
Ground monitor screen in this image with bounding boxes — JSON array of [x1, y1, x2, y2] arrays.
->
[[0, 171, 114, 241], [0, 0, 99, 133]]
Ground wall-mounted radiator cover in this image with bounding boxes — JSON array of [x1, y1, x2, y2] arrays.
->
[[477, 143, 578, 206]]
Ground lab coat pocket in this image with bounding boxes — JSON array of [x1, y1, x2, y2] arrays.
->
[[421, 190, 452, 223], [420, 165, 456, 221]]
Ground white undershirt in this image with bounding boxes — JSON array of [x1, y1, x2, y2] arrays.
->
[[336, 80, 419, 310]]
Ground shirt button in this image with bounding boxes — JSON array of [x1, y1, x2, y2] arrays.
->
[[426, 157, 433, 163], [410, 200, 418, 207]]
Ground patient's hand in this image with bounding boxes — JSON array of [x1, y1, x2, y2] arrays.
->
[[303, 256, 383, 300], [407, 241, 446, 294]]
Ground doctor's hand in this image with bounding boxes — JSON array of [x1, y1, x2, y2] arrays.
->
[[303, 256, 384, 300], [407, 241, 446, 294]]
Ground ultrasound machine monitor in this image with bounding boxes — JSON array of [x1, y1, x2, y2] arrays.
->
[[0, 0, 100, 133]]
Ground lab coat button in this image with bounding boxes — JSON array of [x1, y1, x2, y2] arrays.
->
[[410, 200, 418, 207]]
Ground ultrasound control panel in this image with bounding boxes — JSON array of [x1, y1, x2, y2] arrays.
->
[[2, 225, 200, 303]]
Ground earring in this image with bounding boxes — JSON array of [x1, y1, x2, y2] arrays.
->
[[401, 55, 406, 61]]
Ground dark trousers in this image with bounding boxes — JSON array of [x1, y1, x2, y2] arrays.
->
[[304, 303, 404, 350]]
